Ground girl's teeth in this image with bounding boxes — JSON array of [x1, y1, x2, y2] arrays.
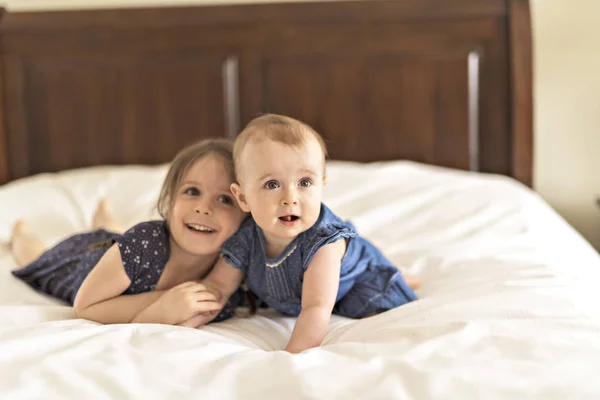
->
[[188, 224, 214, 232]]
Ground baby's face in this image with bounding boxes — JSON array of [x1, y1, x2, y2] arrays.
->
[[233, 136, 324, 243]]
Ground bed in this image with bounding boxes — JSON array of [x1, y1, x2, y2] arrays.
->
[[2, 0, 600, 398]]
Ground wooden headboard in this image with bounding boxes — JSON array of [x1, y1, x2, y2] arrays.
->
[[0, 0, 533, 186]]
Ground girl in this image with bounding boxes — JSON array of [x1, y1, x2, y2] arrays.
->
[[195, 114, 420, 353], [10, 138, 247, 326]]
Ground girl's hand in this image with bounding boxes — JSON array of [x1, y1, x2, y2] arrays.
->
[[140, 282, 222, 325], [176, 281, 225, 328], [176, 309, 221, 328]]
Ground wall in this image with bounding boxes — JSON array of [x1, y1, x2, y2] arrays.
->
[[4, 0, 600, 249], [531, 0, 600, 250]]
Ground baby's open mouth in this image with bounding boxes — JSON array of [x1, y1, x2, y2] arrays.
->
[[279, 215, 299, 222]]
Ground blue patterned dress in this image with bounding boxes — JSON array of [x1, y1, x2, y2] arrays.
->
[[12, 221, 242, 322], [220, 203, 417, 318]]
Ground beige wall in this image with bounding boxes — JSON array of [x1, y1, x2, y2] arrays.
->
[[532, 0, 600, 250], [5, 0, 600, 249]]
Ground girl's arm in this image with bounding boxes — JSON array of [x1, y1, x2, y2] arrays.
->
[[284, 239, 346, 354], [73, 244, 164, 324], [73, 244, 220, 325]]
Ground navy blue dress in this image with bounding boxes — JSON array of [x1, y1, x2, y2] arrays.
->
[[221, 203, 418, 318], [12, 220, 242, 322]]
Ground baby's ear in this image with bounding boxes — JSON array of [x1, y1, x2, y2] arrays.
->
[[230, 183, 251, 212], [323, 175, 328, 186]]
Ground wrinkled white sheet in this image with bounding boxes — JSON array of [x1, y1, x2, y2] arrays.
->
[[1, 161, 600, 399]]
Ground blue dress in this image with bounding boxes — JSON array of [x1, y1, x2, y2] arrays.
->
[[12, 221, 243, 322], [220, 203, 417, 318]]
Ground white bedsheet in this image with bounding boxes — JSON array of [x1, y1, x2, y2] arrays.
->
[[1, 161, 600, 399]]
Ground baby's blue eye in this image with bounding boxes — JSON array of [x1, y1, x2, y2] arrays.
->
[[264, 181, 279, 190], [184, 187, 200, 196], [299, 179, 312, 188]]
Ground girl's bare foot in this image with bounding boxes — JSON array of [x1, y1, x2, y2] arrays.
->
[[92, 199, 124, 233], [10, 220, 46, 267]]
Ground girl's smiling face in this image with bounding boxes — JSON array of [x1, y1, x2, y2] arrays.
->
[[169, 154, 246, 257]]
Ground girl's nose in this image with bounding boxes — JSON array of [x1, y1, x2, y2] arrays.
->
[[194, 199, 212, 215]]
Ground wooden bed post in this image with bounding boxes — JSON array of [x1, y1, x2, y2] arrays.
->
[[508, 0, 534, 187], [0, 7, 8, 185]]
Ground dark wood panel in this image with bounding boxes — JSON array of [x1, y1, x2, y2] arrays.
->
[[435, 57, 470, 170], [5, 52, 230, 179], [0, 7, 5, 183], [2, 20, 498, 57], [1, 26, 263, 56], [0, 79, 7, 183], [1, 0, 506, 31], [3, 56, 30, 179], [253, 20, 495, 171], [509, 0, 534, 186], [266, 21, 497, 56], [367, 58, 438, 164], [477, 20, 511, 177], [262, 52, 472, 168], [0, 9, 7, 184]]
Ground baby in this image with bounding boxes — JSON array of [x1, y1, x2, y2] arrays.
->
[[200, 114, 419, 353]]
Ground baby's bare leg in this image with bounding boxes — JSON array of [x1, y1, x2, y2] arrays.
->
[[10, 220, 46, 267], [92, 199, 124, 234], [404, 274, 421, 291]]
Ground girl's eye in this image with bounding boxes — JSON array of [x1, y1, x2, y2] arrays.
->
[[218, 195, 233, 205], [299, 178, 312, 188], [264, 181, 279, 190], [184, 187, 200, 196]]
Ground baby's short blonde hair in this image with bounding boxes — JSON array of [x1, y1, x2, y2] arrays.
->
[[233, 114, 328, 181]]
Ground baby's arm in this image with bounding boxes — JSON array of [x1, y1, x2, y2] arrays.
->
[[285, 239, 346, 354], [191, 256, 244, 326]]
